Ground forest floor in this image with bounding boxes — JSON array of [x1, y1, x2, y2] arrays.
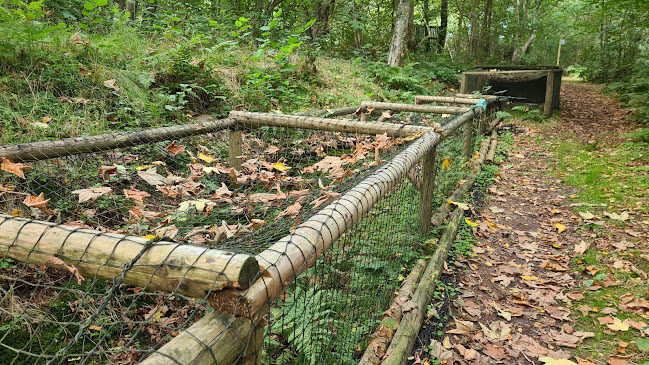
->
[[428, 82, 649, 364]]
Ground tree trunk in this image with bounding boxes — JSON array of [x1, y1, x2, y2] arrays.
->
[[117, 0, 126, 11], [126, 0, 137, 20], [310, 0, 334, 38], [406, 0, 415, 50], [387, 0, 412, 66], [479, 0, 493, 62], [437, 0, 448, 51]]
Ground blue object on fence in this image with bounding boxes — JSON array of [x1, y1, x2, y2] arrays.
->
[[472, 98, 487, 110]]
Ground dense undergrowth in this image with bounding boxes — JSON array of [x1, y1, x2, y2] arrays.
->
[[0, 3, 461, 146]]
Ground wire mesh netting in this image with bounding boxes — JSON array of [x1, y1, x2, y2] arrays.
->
[[0, 105, 492, 364]]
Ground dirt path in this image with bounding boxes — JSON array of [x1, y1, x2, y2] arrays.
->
[[426, 82, 649, 364]]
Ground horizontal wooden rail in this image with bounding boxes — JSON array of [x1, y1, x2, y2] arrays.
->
[[141, 310, 256, 364], [414, 95, 479, 105], [229, 111, 431, 137], [360, 101, 469, 114], [0, 118, 235, 162], [0, 215, 259, 297], [209, 106, 487, 318], [453, 93, 499, 99], [294, 106, 360, 117]]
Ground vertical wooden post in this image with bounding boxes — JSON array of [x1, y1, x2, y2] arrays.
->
[[462, 118, 473, 159], [477, 114, 485, 136], [418, 147, 437, 234], [460, 73, 468, 94], [360, 113, 368, 121], [544, 71, 555, 117], [241, 317, 266, 365], [228, 129, 243, 170]]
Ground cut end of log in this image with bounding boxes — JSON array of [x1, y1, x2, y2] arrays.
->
[[208, 289, 253, 318]]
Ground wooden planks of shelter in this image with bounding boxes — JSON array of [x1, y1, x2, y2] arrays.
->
[[460, 66, 562, 117]]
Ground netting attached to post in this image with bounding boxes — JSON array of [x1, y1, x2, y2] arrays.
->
[[0, 98, 495, 364]]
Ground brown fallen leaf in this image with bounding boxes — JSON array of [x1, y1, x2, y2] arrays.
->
[[484, 343, 508, 361], [166, 141, 186, 156], [446, 318, 474, 335], [23, 193, 53, 214], [576, 358, 597, 365], [44, 255, 85, 285], [275, 202, 302, 220], [607, 355, 632, 365], [72, 187, 113, 203], [1, 157, 32, 179], [123, 189, 151, 203]]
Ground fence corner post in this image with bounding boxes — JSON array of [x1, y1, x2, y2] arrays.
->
[[418, 146, 437, 234], [228, 129, 244, 170]]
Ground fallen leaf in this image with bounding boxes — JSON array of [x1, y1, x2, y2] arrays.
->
[[44, 255, 85, 285], [489, 206, 505, 213], [484, 343, 508, 360], [446, 318, 474, 335], [574, 241, 590, 255], [441, 157, 451, 170], [493, 302, 512, 321], [72, 187, 112, 203], [166, 141, 186, 156], [607, 318, 630, 332], [579, 211, 596, 220], [1, 157, 32, 179], [198, 151, 215, 163], [271, 162, 290, 172], [554, 223, 566, 233], [449, 200, 469, 210], [275, 202, 302, 220], [138, 167, 166, 186], [607, 355, 632, 365], [576, 358, 597, 365], [22, 193, 53, 214], [103, 79, 121, 95], [123, 189, 150, 203], [88, 325, 102, 331], [539, 358, 578, 365], [465, 217, 479, 227]]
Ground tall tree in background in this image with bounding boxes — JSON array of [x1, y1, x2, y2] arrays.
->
[[387, 0, 413, 66], [437, 0, 448, 51], [310, 0, 335, 38]]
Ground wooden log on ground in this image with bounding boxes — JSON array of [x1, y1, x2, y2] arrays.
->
[[430, 129, 497, 227], [0, 215, 259, 297], [360, 101, 469, 115], [414, 95, 480, 105], [209, 107, 487, 318], [140, 310, 255, 365], [229, 111, 431, 137], [0, 118, 235, 162], [486, 133, 498, 162], [487, 116, 502, 134], [359, 259, 427, 365], [381, 208, 465, 365]]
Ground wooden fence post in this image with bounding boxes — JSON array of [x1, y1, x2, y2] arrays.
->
[[544, 71, 555, 117], [462, 119, 473, 159], [229, 129, 244, 170], [418, 146, 437, 234], [241, 316, 267, 365]]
